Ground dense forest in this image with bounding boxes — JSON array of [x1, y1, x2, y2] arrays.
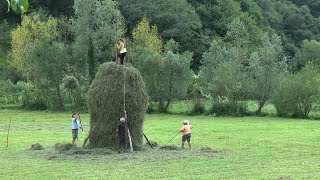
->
[[1, 0, 320, 118]]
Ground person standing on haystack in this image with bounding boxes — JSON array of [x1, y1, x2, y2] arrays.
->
[[115, 38, 127, 65], [181, 120, 192, 150], [116, 111, 127, 153], [71, 112, 83, 144]]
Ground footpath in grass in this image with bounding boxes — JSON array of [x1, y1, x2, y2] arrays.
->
[[0, 110, 320, 179]]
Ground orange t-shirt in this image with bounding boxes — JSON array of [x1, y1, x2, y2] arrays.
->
[[181, 124, 192, 135]]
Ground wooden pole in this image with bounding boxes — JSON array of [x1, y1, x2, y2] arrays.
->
[[6, 117, 12, 151], [123, 70, 133, 152]]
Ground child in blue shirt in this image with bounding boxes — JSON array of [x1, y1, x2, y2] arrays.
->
[[72, 112, 83, 144]]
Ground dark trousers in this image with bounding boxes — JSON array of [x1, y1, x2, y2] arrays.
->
[[118, 53, 126, 65], [118, 136, 126, 150]]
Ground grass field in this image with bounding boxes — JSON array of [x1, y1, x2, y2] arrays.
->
[[0, 109, 320, 179]]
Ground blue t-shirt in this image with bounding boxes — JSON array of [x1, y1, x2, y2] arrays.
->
[[72, 118, 81, 129]]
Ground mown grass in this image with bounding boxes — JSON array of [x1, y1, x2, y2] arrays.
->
[[0, 109, 320, 179]]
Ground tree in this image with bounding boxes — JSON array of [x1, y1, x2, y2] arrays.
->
[[132, 41, 193, 112], [131, 46, 162, 104], [11, 14, 67, 110], [293, 39, 320, 70], [132, 17, 163, 53], [273, 62, 320, 118], [200, 18, 251, 115], [72, 0, 124, 83], [118, 0, 202, 70], [157, 50, 194, 111], [249, 34, 287, 114]]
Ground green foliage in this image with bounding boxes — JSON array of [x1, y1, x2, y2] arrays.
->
[[132, 17, 163, 53], [132, 45, 193, 112], [200, 18, 252, 115], [158, 51, 194, 111], [10, 14, 66, 110], [118, 0, 202, 55], [211, 101, 248, 116], [293, 39, 320, 70], [0, 80, 19, 104], [72, 0, 124, 83], [189, 85, 205, 115], [29, 0, 74, 17], [249, 34, 287, 114], [273, 63, 320, 118], [131, 46, 162, 101]]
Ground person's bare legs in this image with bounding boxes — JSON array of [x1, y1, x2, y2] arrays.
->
[[188, 141, 192, 150], [181, 141, 185, 149], [72, 139, 75, 144]]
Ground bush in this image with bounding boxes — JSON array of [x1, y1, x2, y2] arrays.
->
[[0, 80, 19, 104], [190, 86, 205, 115], [17, 82, 48, 110], [211, 101, 248, 116], [273, 63, 320, 118]]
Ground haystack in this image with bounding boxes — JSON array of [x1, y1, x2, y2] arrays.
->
[[86, 62, 148, 148]]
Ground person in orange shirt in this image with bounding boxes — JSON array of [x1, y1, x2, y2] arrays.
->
[[181, 120, 192, 150]]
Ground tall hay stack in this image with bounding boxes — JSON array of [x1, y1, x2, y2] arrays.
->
[[87, 62, 148, 148]]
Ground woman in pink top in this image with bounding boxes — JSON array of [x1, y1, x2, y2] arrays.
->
[[181, 120, 192, 150]]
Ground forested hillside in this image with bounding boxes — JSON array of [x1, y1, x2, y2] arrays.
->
[[1, 0, 320, 117]]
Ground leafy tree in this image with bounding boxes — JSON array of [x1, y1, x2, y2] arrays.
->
[[200, 41, 249, 102], [132, 17, 163, 53], [118, 0, 202, 70], [157, 50, 194, 111], [249, 34, 287, 114], [132, 44, 193, 112], [131, 46, 162, 104], [29, 0, 74, 17], [200, 18, 251, 115], [293, 39, 320, 70], [287, 0, 320, 17], [273, 62, 320, 118], [72, 0, 124, 83], [11, 14, 66, 110]]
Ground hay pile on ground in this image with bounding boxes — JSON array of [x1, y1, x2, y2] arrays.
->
[[30, 143, 44, 150], [160, 145, 180, 150], [200, 147, 219, 153], [54, 143, 75, 152], [87, 62, 148, 148]]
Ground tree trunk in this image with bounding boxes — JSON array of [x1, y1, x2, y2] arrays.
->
[[164, 100, 171, 112], [256, 100, 265, 115], [56, 85, 64, 111]]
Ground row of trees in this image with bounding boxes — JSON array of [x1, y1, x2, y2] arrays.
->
[[1, 0, 320, 118]]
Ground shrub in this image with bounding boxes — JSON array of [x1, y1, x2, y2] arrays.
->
[[211, 101, 248, 116], [0, 80, 19, 104], [273, 63, 320, 118]]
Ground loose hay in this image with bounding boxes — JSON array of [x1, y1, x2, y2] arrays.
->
[[30, 143, 44, 150], [54, 143, 76, 152], [160, 145, 180, 150], [144, 141, 158, 147], [87, 62, 148, 148], [200, 147, 219, 153]]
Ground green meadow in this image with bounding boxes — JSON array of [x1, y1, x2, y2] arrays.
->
[[0, 109, 319, 179]]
